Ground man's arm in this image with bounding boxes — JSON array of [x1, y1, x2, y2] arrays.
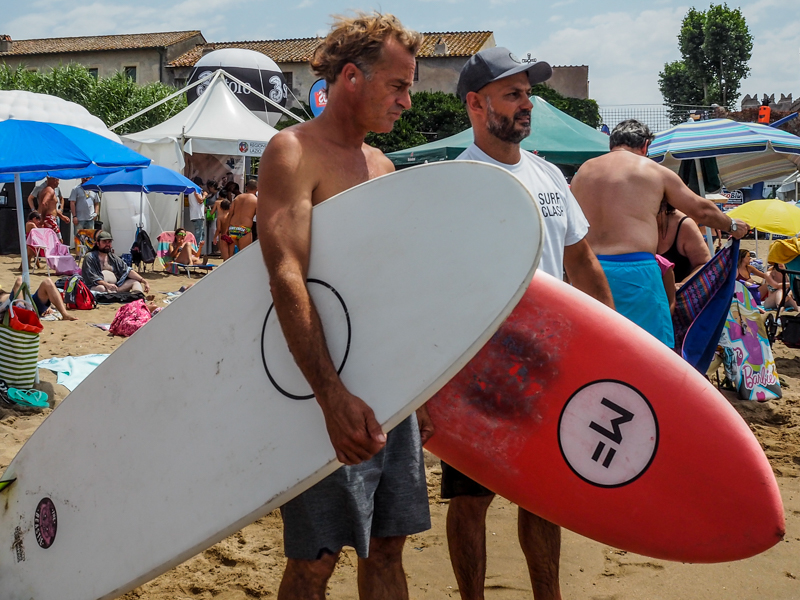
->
[[257, 133, 385, 465], [69, 189, 78, 227], [661, 167, 748, 238], [563, 238, 614, 308], [27, 192, 36, 212]]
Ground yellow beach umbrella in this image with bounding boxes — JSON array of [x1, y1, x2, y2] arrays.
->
[[726, 200, 800, 237]]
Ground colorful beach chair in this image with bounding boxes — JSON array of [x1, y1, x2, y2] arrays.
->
[[156, 231, 216, 278]]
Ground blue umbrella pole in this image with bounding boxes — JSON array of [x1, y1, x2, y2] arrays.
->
[[14, 174, 30, 287]]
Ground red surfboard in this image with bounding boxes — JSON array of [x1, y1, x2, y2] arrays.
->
[[427, 271, 784, 563]]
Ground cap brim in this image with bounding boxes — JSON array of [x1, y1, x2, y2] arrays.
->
[[492, 60, 552, 86]]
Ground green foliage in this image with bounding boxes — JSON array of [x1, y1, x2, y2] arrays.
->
[[274, 101, 312, 131], [366, 91, 468, 153], [660, 3, 753, 115], [0, 62, 186, 135], [530, 84, 601, 129], [659, 61, 706, 125]]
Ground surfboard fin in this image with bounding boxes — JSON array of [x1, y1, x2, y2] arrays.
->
[[0, 479, 16, 493]]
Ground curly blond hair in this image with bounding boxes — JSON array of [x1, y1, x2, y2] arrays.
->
[[311, 12, 422, 84]]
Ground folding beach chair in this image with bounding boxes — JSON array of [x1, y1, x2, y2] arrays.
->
[[26, 228, 80, 277], [74, 229, 96, 261], [156, 231, 215, 277]]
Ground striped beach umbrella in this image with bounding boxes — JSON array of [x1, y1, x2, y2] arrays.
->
[[648, 119, 800, 190]]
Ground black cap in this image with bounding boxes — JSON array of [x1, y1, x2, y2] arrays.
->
[[457, 47, 552, 102]]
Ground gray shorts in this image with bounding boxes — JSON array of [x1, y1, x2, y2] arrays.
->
[[280, 414, 431, 560]]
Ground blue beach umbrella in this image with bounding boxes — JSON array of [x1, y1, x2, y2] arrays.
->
[[82, 164, 200, 195], [0, 119, 150, 285], [83, 165, 202, 230], [648, 119, 800, 190]]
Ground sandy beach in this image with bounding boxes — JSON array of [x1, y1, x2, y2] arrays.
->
[[0, 243, 798, 599]]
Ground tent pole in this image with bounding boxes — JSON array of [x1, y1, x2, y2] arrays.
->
[[755, 229, 758, 258], [14, 174, 30, 287], [695, 158, 714, 253], [179, 126, 186, 229], [139, 191, 144, 230]]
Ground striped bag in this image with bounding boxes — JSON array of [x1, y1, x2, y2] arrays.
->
[[0, 283, 42, 389]]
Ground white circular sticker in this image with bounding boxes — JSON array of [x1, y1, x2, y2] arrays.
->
[[558, 380, 658, 488]]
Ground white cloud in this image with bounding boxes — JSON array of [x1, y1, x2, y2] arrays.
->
[[532, 7, 688, 105]]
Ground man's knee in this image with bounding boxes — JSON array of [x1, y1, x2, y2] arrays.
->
[[449, 493, 495, 519], [284, 552, 339, 583]]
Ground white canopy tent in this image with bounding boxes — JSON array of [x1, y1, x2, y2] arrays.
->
[[0, 90, 156, 253], [120, 71, 279, 231], [121, 71, 279, 168]]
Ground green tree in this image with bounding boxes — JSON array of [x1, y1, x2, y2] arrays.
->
[[530, 84, 601, 129], [659, 3, 753, 117], [0, 63, 186, 135]]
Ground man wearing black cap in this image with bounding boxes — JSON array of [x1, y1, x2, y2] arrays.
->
[[443, 47, 613, 600]]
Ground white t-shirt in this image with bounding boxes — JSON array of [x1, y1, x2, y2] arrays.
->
[[188, 192, 205, 221], [457, 144, 589, 279]]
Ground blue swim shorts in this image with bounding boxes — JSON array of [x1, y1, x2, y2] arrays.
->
[[597, 252, 674, 348]]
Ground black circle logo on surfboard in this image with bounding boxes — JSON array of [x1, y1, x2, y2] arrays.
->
[[34, 497, 57, 549], [261, 279, 351, 400], [558, 380, 659, 488]]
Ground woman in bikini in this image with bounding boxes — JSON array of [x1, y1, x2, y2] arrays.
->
[[169, 228, 204, 265], [762, 262, 798, 311], [656, 202, 711, 284]]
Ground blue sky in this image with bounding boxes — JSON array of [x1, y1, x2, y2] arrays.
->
[[3, 0, 798, 106]]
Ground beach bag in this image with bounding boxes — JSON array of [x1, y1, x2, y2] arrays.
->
[[718, 282, 781, 401], [780, 314, 800, 348], [0, 283, 42, 388], [109, 300, 151, 337], [130, 229, 156, 269], [63, 276, 96, 310]]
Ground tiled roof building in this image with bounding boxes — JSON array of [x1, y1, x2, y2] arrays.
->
[[0, 30, 206, 84]]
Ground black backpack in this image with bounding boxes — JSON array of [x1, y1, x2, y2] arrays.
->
[[130, 229, 156, 270]]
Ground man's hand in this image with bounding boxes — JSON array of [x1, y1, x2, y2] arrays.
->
[[730, 218, 750, 240], [104, 282, 118, 292], [319, 389, 386, 465], [72, 216, 78, 225], [416, 403, 435, 446]]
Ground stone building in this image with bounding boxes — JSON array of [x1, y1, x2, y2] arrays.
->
[[0, 31, 206, 84], [1, 30, 589, 104], [167, 32, 589, 107]]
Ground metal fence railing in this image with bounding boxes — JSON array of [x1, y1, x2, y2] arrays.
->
[[599, 104, 718, 134]]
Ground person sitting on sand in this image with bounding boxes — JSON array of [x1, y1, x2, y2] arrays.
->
[[81, 230, 149, 294], [24, 211, 44, 269], [738, 249, 766, 285], [762, 263, 798, 311], [169, 228, 205, 265], [0, 276, 78, 321]]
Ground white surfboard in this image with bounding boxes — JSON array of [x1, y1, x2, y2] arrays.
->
[[0, 161, 543, 600]]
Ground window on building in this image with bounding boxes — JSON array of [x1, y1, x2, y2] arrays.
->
[[87, 68, 99, 79], [124, 66, 137, 81], [414, 61, 419, 82]]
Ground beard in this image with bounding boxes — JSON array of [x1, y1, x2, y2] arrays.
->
[[97, 247, 111, 254], [487, 102, 531, 144]]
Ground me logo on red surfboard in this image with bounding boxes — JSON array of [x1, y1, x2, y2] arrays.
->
[[558, 380, 658, 488]]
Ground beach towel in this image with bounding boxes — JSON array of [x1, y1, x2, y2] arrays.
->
[[716, 282, 781, 401], [673, 239, 739, 373], [37, 354, 109, 392]]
